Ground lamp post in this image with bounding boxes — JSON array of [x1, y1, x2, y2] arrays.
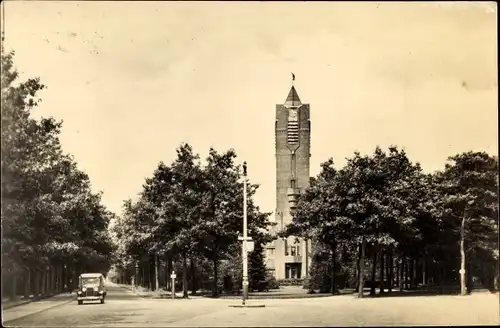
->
[[242, 161, 249, 305]]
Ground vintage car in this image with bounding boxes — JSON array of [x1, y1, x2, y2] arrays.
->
[[77, 273, 106, 305]]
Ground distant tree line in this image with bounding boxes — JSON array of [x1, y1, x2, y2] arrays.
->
[[110, 144, 276, 297], [1, 49, 115, 301], [283, 146, 499, 297]]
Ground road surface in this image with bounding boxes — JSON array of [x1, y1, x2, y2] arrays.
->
[[4, 284, 499, 327]]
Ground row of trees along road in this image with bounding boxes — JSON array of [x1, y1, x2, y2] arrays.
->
[[283, 146, 498, 297], [1, 49, 115, 301], [110, 144, 275, 297]]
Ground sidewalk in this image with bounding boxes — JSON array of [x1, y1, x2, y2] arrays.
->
[[2, 293, 75, 323]]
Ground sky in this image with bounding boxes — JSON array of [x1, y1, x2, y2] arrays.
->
[[2, 1, 498, 217]]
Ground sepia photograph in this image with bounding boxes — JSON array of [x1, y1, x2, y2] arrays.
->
[[1, 1, 498, 326]]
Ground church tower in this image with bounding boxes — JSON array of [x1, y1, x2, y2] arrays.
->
[[265, 82, 312, 280]]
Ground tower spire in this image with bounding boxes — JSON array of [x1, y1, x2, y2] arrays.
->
[[285, 85, 301, 107]]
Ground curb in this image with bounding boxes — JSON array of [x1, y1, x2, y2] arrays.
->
[[3, 293, 68, 310], [3, 296, 75, 324], [3, 300, 32, 310], [201, 293, 339, 300], [228, 304, 266, 308]]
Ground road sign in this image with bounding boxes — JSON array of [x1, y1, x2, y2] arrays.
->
[[238, 236, 252, 241], [171, 272, 177, 279], [247, 241, 254, 252], [243, 281, 249, 286], [459, 269, 465, 274]]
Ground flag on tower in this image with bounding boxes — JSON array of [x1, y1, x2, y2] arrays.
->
[[291, 73, 295, 81]]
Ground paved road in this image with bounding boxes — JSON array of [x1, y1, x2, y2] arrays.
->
[[4, 284, 499, 327]]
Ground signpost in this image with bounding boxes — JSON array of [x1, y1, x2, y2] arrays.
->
[[171, 271, 176, 299], [247, 240, 254, 253]]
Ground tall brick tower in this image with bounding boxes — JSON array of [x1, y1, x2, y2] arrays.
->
[[265, 82, 312, 280]]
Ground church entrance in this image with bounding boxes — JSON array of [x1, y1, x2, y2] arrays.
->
[[285, 263, 302, 279]]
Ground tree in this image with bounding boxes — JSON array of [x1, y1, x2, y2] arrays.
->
[[439, 152, 498, 295], [197, 148, 273, 297], [111, 145, 274, 297], [304, 242, 332, 293], [248, 237, 267, 291], [284, 159, 356, 295], [2, 48, 115, 299], [289, 147, 424, 297]]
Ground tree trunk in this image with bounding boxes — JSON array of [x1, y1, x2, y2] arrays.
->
[[155, 253, 159, 292], [379, 250, 385, 294], [358, 237, 366, 298], [59, 264, 63, 292], [45, 268, 49, 295], [141, 265, 145, 288], [395, 256, 399, 289], [182, 251, 188, 298], [62, 264, 67, 292], [466, 250, 473, 294], [330, 243, 336, 295], [212, 241, 219, 297], [52, 265, 56, 294], [411, 259, 417, 289], [11, 274, 18, 301], [388, 249, 394, 292], [53, 266, 57, 293], [149, 255, 154, 290], [166, 256, 172, 291], [73, 266, 78, 290], [24, 269, 31, 299], [422, 255, 426, 286], [438, 264, 443, 291], [163, 258, 168, 291], [495, 253, 500, 291], [57, 265, 61, 293], [385, 251, 390, 292], [42, 270, 47, 296], [135, 261, 140, 288], [460, 215, 467, 296], [48, 266, 53, 294], [405, 259, 410, 290], [34, 270, 40, 297], [190, 257, 197, 295], [355, 243, 361, 292], [370, 243, 378, 296], [399, 257, 404, 292], [56, 265, 60, 293]]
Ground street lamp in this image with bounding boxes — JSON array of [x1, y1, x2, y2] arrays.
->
[[242, 161, 249, 305]]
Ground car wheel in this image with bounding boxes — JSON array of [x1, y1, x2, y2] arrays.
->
[[78, 300, 83, 305]]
